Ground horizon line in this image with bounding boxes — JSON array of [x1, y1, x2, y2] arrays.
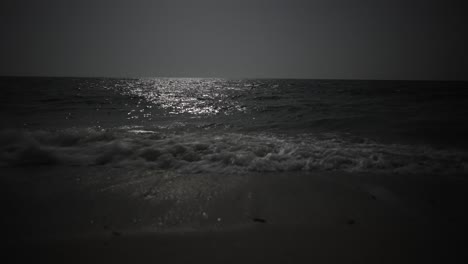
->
[[0, 74, 467, 82]]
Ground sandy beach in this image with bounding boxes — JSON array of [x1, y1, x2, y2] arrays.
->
[[3, 167, 468, 263]]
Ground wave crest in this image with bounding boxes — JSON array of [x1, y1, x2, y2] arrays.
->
[[1, 128, 467, 174]]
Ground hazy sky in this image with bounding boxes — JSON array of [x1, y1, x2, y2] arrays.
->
[[1, 0, 467, 80]]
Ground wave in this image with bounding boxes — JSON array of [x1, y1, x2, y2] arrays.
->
[[0, 128, 467, 174]]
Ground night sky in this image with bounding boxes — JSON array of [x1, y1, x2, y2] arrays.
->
[[1, 0, 467, 80]]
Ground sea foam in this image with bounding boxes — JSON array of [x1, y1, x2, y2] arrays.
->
[[1, 128, 467, 174]]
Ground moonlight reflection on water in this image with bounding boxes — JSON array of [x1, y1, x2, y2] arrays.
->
[[115, 78, 249, 117]]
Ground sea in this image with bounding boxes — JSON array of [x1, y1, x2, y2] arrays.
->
[[1, 77, 468, 238], [1, 77, 467, 174]]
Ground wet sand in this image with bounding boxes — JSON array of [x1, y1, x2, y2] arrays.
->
[[3, 168, 468, 263]]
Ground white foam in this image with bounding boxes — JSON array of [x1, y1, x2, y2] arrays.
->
[[0, 128, 467, 174]]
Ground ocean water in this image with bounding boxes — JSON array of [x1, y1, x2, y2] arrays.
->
[[1, 77, 468, 175]]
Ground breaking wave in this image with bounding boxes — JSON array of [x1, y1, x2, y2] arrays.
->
[[1, 128, 467, 174]]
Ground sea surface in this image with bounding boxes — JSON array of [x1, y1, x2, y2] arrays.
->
[[1, 77, 467, 175]]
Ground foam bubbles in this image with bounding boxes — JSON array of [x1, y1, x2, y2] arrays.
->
[[1, 128, 467, 174]]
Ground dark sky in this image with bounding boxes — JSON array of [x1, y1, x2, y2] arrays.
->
[[1, 0, 467, 80]]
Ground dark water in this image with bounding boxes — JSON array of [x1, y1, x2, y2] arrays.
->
[[1, 77, 468, 174]]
